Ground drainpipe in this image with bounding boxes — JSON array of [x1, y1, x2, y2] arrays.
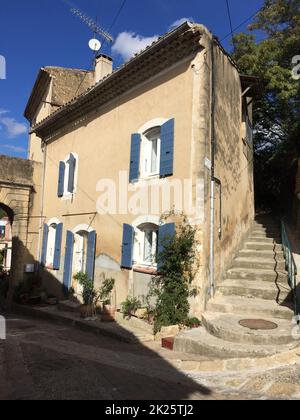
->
[[37, 140, 47, 263], [209, 40, 216, 297]]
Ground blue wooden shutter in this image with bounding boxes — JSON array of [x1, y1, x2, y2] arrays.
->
[[157, 223, 176, 271], [58, 161, 65, 197], [40, 224, 49, 266], [129, 134, 141, 183], [67, 154, 76, 193], [86, 231, 97, 282], [53, 223, 63, 270], [160, 119, 175, 178], [63, 231, 74, 294], [121, 224, 134, 269]]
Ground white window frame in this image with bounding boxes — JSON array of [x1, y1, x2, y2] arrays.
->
[[137, 118, 168, 182], [61, 152, 79, 200], [132, 216, 161, 268], [140, 128, 161, 179]]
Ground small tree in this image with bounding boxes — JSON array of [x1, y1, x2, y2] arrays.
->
[[148, 213, 199, 334]]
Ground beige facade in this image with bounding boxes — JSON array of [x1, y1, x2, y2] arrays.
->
[[24, 22, 255, 315]]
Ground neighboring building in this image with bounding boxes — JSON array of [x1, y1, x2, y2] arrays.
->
[[25, 22, 256, 315], [0, 217, 12, 271]]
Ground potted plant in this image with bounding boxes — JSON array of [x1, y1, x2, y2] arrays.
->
[[121, 297, 142, 319], [73, 272, 97, 320], [99, 277, 116, 322], [185, 317, 201, 329]]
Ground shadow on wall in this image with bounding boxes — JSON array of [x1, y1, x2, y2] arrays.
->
[[1, 238, 212, 400]]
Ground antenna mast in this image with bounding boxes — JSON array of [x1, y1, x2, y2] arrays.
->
[[70, 7, 114, 43]]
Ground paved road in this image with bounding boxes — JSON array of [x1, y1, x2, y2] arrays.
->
[[0, 313, 221, 401], [1, 312, 300, 400]]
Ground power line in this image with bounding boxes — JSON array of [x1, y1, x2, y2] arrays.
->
[[226, 0, 235, 48], [101, 0, 128, 50], [108, 0, 127, 32]]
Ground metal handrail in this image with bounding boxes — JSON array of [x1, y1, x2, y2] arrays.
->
[[281, 220, 298, 316]]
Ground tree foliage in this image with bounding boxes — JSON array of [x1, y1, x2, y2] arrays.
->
[[232, 0, 300, 211]]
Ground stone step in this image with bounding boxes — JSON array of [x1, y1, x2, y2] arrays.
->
[[202, 312, 295, 346], [173, 327, 298, 359], [250, 231, 280, 239], [244, 241, 282, 251], [207, 295, 293, 320], [216, 279, 291, 302], [248, 236, 281, 244], [227, 267, 288, 282], [238, 249, 284, 260], [251, 226, 280, 233], [233, 257, 286, 271]]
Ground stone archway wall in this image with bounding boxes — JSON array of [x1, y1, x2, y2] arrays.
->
[[0, 155, 42, 292]]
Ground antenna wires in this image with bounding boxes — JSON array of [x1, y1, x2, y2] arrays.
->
[[70, 7, 114, 43]]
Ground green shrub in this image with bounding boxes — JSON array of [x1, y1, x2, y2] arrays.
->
[[148, 213, 199, 334], [74, 272, 96, 306], [185, 317, 201, 328], [121, 297, 142, 319], [99, 276, 115, 305]]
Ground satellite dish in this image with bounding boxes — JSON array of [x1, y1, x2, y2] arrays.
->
[[89, 38, 101, 52]]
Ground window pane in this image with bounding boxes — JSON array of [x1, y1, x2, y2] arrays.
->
[[151, 139, 158, 174], [144, 230, 153, 263]]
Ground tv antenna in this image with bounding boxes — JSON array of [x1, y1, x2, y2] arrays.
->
[[70, 7, 114, 44]]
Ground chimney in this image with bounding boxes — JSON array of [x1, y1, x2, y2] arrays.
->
[[94, 54, 113, 84]]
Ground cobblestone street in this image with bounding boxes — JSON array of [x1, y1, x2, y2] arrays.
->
[[1, 313, 300, 400]]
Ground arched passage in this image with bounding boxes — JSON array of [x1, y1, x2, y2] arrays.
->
[[0, 204, 13, 272]]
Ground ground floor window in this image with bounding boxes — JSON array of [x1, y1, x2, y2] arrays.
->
[[46, 223, 57, 268], [134, 223, 158, 267], [73, 230, 89, 275]]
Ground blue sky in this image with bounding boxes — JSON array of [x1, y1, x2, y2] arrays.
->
[[0, 0, 263, 158]]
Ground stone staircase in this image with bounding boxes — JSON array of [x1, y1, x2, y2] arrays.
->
[[174, 216, 299, 359]]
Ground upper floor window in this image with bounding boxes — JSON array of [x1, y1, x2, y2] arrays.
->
[[141, 128, 161, 178], [58, 153, 78, 198], [129, 118, 175, 183]]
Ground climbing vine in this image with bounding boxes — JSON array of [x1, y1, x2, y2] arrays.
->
[[148, 212, 199, 334]]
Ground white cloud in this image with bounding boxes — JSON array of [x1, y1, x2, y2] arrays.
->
[[169, 18, 193, 31], [0, 113, 27, 139], [112, 32, 159, 61], [112, 18, 194, 62], [1, 144, 27, 153]]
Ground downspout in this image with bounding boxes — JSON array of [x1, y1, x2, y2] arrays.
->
[[37, 140, 47, 263], [209, 39, 216, 297]]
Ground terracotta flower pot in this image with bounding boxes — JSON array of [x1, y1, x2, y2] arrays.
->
[[80, 304, 96, 319], [101, 305, 116, 322]]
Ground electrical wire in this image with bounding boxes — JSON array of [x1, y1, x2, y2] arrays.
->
[[226, 0, 235, 48]]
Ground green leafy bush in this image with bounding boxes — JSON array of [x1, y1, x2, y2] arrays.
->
[[99, 276, 115, 305], [121, 297, 142, 319], [74, 272, 96, 306], [185, 317, 201, 328]]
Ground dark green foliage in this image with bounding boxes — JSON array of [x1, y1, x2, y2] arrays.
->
[[121, 297, 142, 319], [98, 277, 115, 305], [232, 0, 300, 212], [74, 272, 96, 306], [149, 213, 199, 334], [185, 317, 201, 328]]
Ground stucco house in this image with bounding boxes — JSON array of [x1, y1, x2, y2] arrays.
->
[[24, 22, 257, 315]]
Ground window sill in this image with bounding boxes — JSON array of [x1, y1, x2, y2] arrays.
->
[[133, 265, 157, 275]]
